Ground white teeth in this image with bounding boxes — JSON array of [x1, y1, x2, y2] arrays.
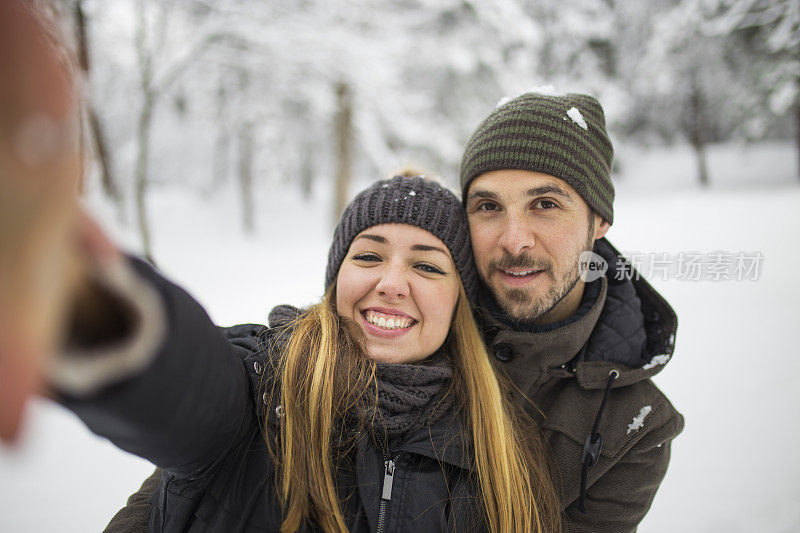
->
[[364, 311, 413, 329], [505, 269, 535, 277]]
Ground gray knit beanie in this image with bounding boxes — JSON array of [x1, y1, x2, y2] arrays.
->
[[325, 175, 477, 300], [460, 91, 615, 224]]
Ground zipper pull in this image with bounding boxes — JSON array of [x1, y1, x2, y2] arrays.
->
[[381, 458, 396, 501]]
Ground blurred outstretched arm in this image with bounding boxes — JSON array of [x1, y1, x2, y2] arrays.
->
[[0, 1, 119, 442]]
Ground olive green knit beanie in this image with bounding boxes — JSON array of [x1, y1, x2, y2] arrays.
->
[[459, 92, 615, 224]]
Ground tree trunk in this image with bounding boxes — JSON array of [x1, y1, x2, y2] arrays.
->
[[237, 121, 255, 234], [74, 0, 119, 202], [795, 83, 800, 183], [88, 107, 119, 201], [134, 94, 155, 264], [333, 81, 353, 226], [300, 138, 314, 201], [210, 81, 229, 195], [690, 73, 710, 187], [133, 0, 155, 264]]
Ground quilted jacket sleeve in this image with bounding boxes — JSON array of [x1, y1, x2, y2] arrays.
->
[[57, 256, 256, 479]]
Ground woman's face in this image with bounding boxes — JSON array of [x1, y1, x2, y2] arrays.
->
[[336, 223, 460, 364]]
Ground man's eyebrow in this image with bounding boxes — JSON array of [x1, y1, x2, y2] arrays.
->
[[466, 189, 499, 202], [411, 244, 449, 257], [527, 185, 573, 201], [354, 234, 386, 244]]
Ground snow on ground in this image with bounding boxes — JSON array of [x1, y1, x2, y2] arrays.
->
[[1, 142, 798, 532]]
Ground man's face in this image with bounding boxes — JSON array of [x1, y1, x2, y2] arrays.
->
[[465, 170, 610, 324]]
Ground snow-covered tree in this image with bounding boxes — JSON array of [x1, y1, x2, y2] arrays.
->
[[710, 0, 800, 179], [70, 0, 797, 253]]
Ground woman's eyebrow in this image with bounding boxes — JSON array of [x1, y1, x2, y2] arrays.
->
[[354, 235, 448, 258], [411, 244, 448, 257], [353, 234, 386, 244]]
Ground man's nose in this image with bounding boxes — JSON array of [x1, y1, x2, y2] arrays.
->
[[497, 214, 534, 255], [375, 264, 410, 300]]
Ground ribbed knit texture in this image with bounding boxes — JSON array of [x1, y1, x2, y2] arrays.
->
[[325, 175, 478, 300], [460, 92, 615, 224], [371, 352, 454, 445]]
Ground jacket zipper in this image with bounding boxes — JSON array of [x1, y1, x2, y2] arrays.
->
[[375, 433, 399, 533], [376, 457, 397, 533]]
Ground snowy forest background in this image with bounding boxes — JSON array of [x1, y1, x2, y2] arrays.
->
[[26, 0, 800, 255], [1, 0, 799, 532]]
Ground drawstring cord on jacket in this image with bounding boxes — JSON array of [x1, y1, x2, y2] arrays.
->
[[578, 369, 619, 514]]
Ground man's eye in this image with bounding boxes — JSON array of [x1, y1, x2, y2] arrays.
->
[[416, 263, 445, 275], [353, 253, 380, 262], [535, 200, 557, 209], [477, 202, 498, 211]]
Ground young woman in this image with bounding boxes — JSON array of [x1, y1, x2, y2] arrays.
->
[[9, 176, 562, 532]]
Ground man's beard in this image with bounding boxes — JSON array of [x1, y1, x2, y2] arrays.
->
[[491, 225, 596, 323]]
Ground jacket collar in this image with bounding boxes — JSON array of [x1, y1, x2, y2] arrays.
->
[[394, 407, 474, 471], [478, 275, 607, 377]]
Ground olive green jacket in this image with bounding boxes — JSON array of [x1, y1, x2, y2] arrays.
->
[[483, 239, 683, 532]]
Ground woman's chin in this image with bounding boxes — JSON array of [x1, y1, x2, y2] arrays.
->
[[366, 349, 404, 364], [365, 344, 428, 365]]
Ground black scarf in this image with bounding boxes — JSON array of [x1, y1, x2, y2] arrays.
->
[[369, 351, 454, 446]]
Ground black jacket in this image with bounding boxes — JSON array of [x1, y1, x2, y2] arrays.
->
[[62, 259, 484, 532]]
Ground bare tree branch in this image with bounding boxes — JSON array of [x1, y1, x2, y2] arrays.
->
[[152, 31, 243, 96]]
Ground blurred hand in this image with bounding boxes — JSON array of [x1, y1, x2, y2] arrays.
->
[[0, 1, 93, 443]]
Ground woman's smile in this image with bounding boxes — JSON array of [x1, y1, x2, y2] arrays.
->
[[360, 307, 418, 338], [336, 223, 459, 364]]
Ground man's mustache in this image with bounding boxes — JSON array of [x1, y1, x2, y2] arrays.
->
[[490, 252, 552, 272]]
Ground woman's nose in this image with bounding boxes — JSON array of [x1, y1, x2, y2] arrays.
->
[[374, 265, 409, 300]]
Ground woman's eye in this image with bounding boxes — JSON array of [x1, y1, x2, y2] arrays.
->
[[352, 253, 380, 262], [416, 263, 445, 275], [477, 202, 498, 211]]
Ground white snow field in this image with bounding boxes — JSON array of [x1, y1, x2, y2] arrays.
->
[[1, 142, 798, 532]]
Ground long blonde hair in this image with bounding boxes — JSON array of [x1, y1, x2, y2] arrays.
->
[[268, 282, 561, 533]]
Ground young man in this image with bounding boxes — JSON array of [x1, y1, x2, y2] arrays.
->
[[106, 92, 682, 532], [461, 92, 683, 531]]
